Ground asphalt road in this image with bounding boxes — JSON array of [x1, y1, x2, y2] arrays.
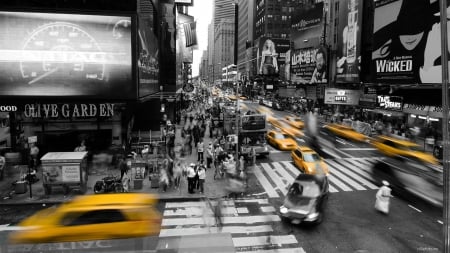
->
[[0, 101, 443, 252]]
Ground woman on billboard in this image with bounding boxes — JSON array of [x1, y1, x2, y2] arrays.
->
[[372, 0, 445, 83], [259, 39, 278, 75]]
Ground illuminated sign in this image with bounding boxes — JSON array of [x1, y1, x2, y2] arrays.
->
[[335, 96, 347, 102], [324, 88, 360, 105], [377, 96, 403, 110], [0, 105, 18, 112], [23, 103, 115, 118], [0, 12, 134, 99]]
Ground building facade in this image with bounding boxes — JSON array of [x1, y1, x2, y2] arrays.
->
[[214, 19, 235, 84], [237, 0, 256, 81]]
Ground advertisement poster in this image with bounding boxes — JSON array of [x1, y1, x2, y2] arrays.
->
[[376, 95, 403, 111], [43, 165, 62, 183], [291, 2, 324, 49], [291, 47, 327, 84], [0, 12, 134, 99], [257, 37, 290, 76], [177, 13, 194, 64], [324, 88, 360, 105], [62, 165, 81, 182], [138, 5, 159, 98], [336, 0, 363, 83], [372, 0, 449, 84]]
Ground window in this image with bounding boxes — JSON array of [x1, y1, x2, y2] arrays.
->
[[295, 150, 302, 157], [62, 209, 126, 226]]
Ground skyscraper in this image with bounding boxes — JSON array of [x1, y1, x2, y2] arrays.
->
[[214, 0, 235, 29], [214, 18, 235, 83], [237, 0, 256, 80]]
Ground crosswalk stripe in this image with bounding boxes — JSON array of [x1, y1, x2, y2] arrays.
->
[[352, 157, 377, 168], [261, 206, 276, 213], [280, 161, 301, 177], [329, 184, 339, 193], [272, 162, 297, 184], [163, 206, 246, 216], [326, 160, 366, 191], [159, 225, 273, 237], [261, 163, 288, 195], [328, 173, 352, 191], [346, 158, 374, 174], [328, 160, 376, 191], [239, 249, 307, 253], [334, 161, 378, 190], [337, 159, 378, 185], [162, 215, 281, 226], [235, 199, 269, 205], [165, 201, 235, 209], [232, 235, 298, 247], [254, 165, 279, 198]]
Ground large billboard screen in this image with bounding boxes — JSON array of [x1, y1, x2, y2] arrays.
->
[[372, 0, 446, 84], [0, 12, 134, 99], [291, 46, 328, 84], [336, 0, 363, 83], [257, 37, 290, 76], [291, 2, 323, 49]]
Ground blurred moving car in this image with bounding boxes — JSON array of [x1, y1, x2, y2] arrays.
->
[[9, 193, 162, 244], [279, 174, 329, 225], [371, 135, 438, 165], [272, 101, 283, 111], [266, 130, 297, 150], [291, 146, 329, 175], [324, 124, 368, 142], [284, 116, 304, 129], [371, 157, 443, 207]]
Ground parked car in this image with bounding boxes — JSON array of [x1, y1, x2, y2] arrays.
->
[[279, 174, 329, 225], [9, 193, 162, 244]]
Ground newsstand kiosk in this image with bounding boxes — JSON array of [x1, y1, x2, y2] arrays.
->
[[40, 152, 89, 195]]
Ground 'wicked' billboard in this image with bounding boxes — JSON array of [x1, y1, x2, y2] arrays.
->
[[372, 0, 449, 84], [336, 0, 363, 83]]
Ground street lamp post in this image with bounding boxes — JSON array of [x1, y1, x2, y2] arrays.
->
[[234, 0, 239, 160]]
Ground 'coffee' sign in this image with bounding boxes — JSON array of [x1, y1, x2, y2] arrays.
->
[[24, 103, 114, 118]]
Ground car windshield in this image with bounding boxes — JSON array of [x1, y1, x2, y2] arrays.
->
[[274, 133, 289, 139], [287, 181, 321, 199], [303, 153, 320, 162]]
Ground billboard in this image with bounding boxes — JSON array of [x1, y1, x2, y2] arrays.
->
[[177, 13, 194, 64], [324, 88, 360, 105], [336, 0, 363, 83], [0, 12, 134, 99], [257, 37, 290, 76], [291, 2, 324, 49], [376, 95, 403, 111], [138, 6, 159, 98], [372, 0, 447, 84], [291, 46, 328, 84]]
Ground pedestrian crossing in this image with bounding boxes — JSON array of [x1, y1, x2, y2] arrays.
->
[[158, 199, 306, 252], [255, 157, 382, 198]]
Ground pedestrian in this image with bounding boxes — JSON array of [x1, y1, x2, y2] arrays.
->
[[122, 167, 131, 192], [375, 180, 393, 214], [187, 163, 196, 194], [206, 143, 214, 169], [173, 161, 183, 188], [74, 140, 87, 152], [197, 138, 204, 163], [119, 157, 130, 180], [29, 142, 39, 171], [198, 165, 206, 194], [160, 167, 169, 192], [0, 151, 5, 180], [194, 163, 200, 191]]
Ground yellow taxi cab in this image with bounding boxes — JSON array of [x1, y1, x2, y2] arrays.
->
[[291, 146, 329, 175], [371, 135, 439, 165], [228, 95, 237, 100], [284, 116, 304, 129], [240, 96, 247, 100], [9, 193, 162, 244], [324, 124, 368, 142], [266, 130, 298, 150], [280, 124, 304, 138]]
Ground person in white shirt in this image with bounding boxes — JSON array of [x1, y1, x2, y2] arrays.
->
[[141, 145, 150, 159], [187, 163, 196, 194], [197, 139, 204, 163], [206, 143, 214, 169], [198, 165, 206, 194]]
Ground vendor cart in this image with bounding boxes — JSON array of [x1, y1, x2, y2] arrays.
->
[[40, 152, 88, 195]]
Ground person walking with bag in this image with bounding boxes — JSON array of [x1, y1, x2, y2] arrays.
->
[[375, 180, 393, 214]]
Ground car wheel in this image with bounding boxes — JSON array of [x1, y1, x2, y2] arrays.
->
[[93, 183, 103, 194], [114, 184, 124, 193], [433, 147, 441, 159]]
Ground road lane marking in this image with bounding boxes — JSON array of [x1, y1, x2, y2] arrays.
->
[[321, 148, 342, 159], [162, 215, 281, 226], [408, 204, 422, 213], [261, 163, 288, 195], [159, 225, 273, 237], [254, 165, 279, 198], [272, 162, 297, 183], [239, 249, 306, 253], [329, 160, 378, 190], [163, 207, 245, 216], [235, 199, 269, 204], [438, 220, 443, 225], [326, 160, 366, 191], [328, 174, 353, 191], [166, 201, 235, 208], [261, 206, 276, 213], [232, 235, 298, 247], [336, 139, 346, 145], [336, 159, 378, 186], [280, 161, 302, 177]]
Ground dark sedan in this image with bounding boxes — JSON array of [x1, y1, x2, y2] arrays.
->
[[279, 174, 329, 225]]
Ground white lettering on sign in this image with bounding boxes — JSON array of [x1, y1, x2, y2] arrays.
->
[[376, 60, 413, 73], [378, 96, 402, 110], [291, 48, 318, 65], [335, 96, 347, 102], [0, 105, 17, 112], [23, 104, 114, 118], [62, 165, 80, 182]]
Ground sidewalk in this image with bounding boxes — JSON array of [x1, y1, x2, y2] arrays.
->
[[0, 123, 264, 205]]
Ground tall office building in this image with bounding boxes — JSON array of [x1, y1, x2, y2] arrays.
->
[[207, 23, 215, 83], [199, 50, 208, 81], [214, 18, 235, 83], [214, 0, 235, 29], [237, 0, 256, 80]]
